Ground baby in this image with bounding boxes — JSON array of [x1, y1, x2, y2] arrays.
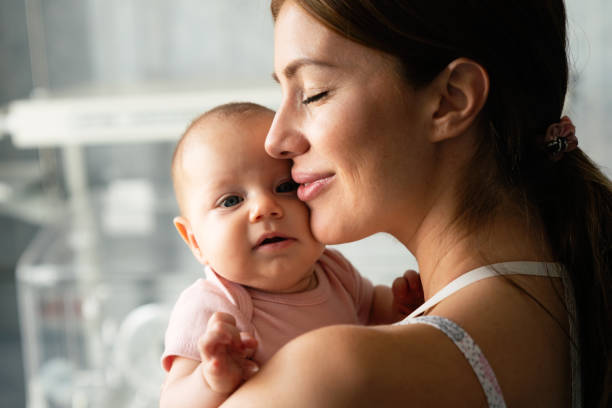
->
[[160, 102, 423, 408]]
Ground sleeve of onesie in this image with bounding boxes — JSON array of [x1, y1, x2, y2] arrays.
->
[[321, 248, 374, 325], [160, 279, 250, 372]]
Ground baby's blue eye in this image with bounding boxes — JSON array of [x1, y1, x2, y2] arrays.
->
[[276, 180, 299, 193], [220, 195, 243, 208]]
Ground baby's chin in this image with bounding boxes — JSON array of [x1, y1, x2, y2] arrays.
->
[[249, 271, 318, 294]]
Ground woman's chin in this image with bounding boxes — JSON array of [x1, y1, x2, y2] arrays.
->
[[310, 210, 367, 245]]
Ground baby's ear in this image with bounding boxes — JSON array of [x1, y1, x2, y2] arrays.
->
[[173, 216, 206, 264]]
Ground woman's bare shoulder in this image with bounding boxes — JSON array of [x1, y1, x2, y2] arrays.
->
[[221, 323, 486, 408]]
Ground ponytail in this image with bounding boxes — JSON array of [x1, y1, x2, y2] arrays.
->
[[540, 150, 612, 407]]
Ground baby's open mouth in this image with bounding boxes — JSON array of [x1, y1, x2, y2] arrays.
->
[[253, 234, 293, 249], [260, 237, 287, 245]]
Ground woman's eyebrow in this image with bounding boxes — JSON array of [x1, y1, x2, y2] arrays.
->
[[272, 58, 335, 83]]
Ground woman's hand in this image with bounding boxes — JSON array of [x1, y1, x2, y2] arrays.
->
[[198, 312, 259, 394], [391, 270, 424, 317]]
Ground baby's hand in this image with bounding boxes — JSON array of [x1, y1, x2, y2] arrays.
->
[[391, 270, 424, 316], [198, 312, 259, 395]]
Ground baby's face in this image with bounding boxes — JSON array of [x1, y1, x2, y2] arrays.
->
[[178, 113, 324, 292]]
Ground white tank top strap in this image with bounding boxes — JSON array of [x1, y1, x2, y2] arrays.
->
[[405, 261, 562, 319]]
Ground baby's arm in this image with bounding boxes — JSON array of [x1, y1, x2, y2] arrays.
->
[[160, 312, 259, 408], [368, 270, 424, 324]]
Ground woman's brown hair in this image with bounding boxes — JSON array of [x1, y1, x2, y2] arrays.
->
[[271, 0, 612, 406]]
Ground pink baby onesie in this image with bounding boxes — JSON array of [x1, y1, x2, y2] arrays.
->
[[162, 248, 374, 371]]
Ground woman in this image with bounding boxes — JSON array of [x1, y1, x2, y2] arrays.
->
[[221, 1, 612, 406]]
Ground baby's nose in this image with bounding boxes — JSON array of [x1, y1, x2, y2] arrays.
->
[[249, 195, 283, 222]]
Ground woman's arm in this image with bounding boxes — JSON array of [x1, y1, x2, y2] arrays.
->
[[219, 323, 483, 408], [219, 325, 371, 408]]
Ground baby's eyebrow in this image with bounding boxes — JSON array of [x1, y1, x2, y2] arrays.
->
[[272, 58, 335, 83], [199, 178, 229, 195]]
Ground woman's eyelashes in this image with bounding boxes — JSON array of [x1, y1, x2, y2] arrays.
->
[[219, 195, 244, 208], [302, 90, 328, 105]]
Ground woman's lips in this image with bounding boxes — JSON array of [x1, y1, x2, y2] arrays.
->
[[292, 172, 335, 201]]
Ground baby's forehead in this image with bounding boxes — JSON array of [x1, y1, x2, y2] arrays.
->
[[181, 115, 286, 172], [187, 114, 268, 155]]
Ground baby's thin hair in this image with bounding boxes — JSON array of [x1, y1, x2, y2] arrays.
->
[[171, 102, 274, 213], [172, 102, 273, 172], [185, 102, 274, 136]]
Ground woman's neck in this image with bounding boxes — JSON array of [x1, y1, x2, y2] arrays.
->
[[397, 205, 554, 300]]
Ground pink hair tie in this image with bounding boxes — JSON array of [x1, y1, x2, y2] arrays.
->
[[543, 116, 578, 161]]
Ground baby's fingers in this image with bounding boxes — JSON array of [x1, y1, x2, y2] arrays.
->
[[210, 311, 237, 325], [241, 359, 259, 381], [240, 332, 258, 358], [403, 269, 422, 293], [203, 356, 243, 394], [199, 321, 242, 361], [393, 270, 423, 300], [392, 275, 408, 297]]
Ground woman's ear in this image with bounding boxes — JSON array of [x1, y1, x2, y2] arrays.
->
[[429, 58, 489, 143], [173, 216, 206, 264]]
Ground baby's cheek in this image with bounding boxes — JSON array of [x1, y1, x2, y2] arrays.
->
[[290, 199, 312, 218]]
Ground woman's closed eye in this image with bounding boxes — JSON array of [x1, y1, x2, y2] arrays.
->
[[276, 180, 299, 194], [302, 91, 328, 105], [219, 195, 244, 208]]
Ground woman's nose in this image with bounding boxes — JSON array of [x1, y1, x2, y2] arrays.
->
[[265, 105, 309, 159], [249, 194, 284, 223]]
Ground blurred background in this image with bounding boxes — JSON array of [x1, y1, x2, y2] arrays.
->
[[0, 0, 609, 407]]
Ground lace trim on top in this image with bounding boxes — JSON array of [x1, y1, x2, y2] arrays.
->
[[395, 262, 581, 408], [401, 315, 507, 408]]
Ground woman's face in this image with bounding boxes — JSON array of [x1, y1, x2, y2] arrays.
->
[[266, 1, 437, 245]]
